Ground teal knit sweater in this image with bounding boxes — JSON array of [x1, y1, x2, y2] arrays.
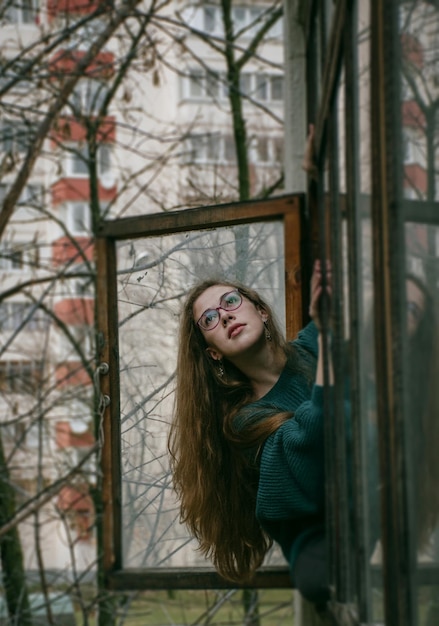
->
[[233, 322, 326, 574]]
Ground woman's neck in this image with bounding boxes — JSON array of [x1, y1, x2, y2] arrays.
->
[[232, 344, 287, 401]]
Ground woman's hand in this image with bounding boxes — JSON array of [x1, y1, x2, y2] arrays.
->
[[302, 124, 318, 179], [309, 259, 332, 331], [311, 259, 334, 386]]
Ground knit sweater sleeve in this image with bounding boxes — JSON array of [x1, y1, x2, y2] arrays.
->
[[294, 321, 319, 359], [255, 385, 326, 523]]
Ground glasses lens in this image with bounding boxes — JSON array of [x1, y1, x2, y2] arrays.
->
[[199, 309, 220, 330], [221, 291, 242, 310]]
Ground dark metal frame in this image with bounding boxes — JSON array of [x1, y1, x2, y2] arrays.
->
[[95, 194, 306, 590], [306, 0, 439, 624]]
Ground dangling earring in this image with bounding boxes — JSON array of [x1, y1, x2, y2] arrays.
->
[[217, 360, 225, 378], [264, 320, 272, 341]]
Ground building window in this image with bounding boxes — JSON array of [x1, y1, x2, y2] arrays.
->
[[70, 203, 90, 234], [60, 202, 90, 235], [203, 6, 220, 34], [185, 133, 283, 166], [253, 74, 284, 102], [256, 74, 268, 100], [0, 302, 49, 332], [0, 242, 39, 270], [184, 69, 223, 100], [182, 70, 283, 103], [239, 72, 252, 97], [0, 183, 43, 207], [232, 6, 246, 34], [0, 60, 33, 91], [2, 419, 43, 450], [99, 144, 112, 176], [248, 7, 264, 36], [0, 244, 24, 270], [62, 17, 108, 51], [65, 144, 112, 178], [250, 135, 284, 165], [0, 121, 37, 154], [187, 69, 204, 98], [200, 5, 282, 39], [0, 360, 44, 394], [186, 135, 208, 163], [68, 145, 89, 176], [3, 0, 38, 24], [185, 133, 233, 164], [270, 76, 284, 101], [19, 183, 44, 205], [70, 79, 110, 116]]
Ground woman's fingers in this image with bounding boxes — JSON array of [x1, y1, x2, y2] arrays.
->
[[310, 259, 332, 326], [302, 124, 317, 176]]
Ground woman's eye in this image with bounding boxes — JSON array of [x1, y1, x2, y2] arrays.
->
[[224, 293, 239, 307], [204, 311, 217, 327]]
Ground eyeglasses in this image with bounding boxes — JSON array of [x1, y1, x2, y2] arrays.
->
[[407, 300, 423, 323], [196, 290, 243, 331]]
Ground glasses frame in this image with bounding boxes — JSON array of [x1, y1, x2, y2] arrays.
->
[[196, 290, 243, 331]]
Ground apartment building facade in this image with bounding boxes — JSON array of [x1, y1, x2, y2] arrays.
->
[[0, 0, 285, 574]]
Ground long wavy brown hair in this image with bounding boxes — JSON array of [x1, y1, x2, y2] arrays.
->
[[168, 279, 297, 583]]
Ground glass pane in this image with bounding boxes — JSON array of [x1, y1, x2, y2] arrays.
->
[[271, 76, 283, 102], [73, 146, 89, 175], [189, 70, 204, 98], [117, 222, 285, 568], [355, 0, 384, 620], [404, 223, 439, 624], [400, 2, 439, 623]]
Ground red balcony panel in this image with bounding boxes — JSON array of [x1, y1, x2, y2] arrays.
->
[[55, 421, 95, 448], [57, 484, 94, 541], [402, 100, 426, 130], [404, 164, 427, 194], [51, 178, 117, 204], [56, 361, 92, 387], [48, 0, 105, 20], [52, 236, 94, 265], [54, 297, 94, 325], [401, 33, 423, 68], [50, 49, 114, 79], [50, 116, 116, 145]]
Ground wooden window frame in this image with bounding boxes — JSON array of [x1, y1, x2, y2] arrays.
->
[[96, 193, 309, 590]]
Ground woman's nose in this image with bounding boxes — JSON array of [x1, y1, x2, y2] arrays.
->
[[220, 310, 235, 325]]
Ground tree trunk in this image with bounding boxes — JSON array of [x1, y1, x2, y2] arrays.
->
[[0, 434, 33, 626]]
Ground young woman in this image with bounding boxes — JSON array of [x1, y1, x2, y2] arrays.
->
[[168, 261, 333, 606]]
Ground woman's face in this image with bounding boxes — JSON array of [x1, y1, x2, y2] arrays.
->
[[192, 284, 268, 362], [406, 279, 425, 336]]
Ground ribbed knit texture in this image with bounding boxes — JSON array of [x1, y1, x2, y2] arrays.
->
[[233, 322, 326, 574]]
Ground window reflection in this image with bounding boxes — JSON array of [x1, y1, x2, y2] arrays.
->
[[405, 222, 439, 624]]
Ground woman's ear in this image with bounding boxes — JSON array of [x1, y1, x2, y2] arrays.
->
[[206, 347, 223, 361], [256, 305, 269, 323]]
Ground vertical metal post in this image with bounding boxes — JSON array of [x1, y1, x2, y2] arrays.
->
[[370, 0, 416, 624], [344, 0, 373, 620], [95, 236, 122, 576]]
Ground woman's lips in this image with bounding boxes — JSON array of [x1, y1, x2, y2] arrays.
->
[[228, 324, 245, 338]]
